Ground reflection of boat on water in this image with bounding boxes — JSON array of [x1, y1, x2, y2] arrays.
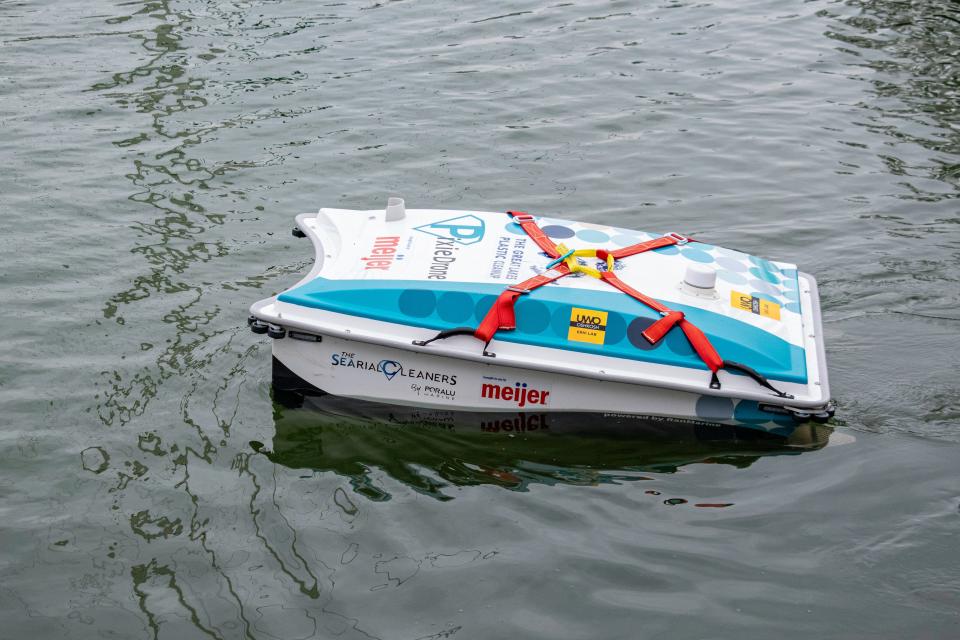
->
[[262, 382, 834, 501]]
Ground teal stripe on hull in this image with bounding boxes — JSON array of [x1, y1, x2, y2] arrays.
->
[[279, 278, 807, 384]]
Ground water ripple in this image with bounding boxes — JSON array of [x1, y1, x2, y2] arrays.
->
[[1, 0, 959, 637]]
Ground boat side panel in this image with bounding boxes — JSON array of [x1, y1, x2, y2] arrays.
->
[[278, 277, 808, 384], [272, 334, 801, 435]]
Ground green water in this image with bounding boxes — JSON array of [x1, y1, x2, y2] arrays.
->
[[1, 0, 958, 637]]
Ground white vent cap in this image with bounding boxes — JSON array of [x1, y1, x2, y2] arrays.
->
[[385, 197, 405, 221], [684, 264, 717, 290]]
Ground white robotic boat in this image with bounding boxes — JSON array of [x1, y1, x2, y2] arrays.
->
[[250, 198, 833, 435]]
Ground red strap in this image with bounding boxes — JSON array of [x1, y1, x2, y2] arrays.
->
[[599, 271, 670, 315], [678, 320, 723, 372], [512, 264, 572, 293], [490, 211, 725, 377], [602, 272, 722, 369], [605, 268, 723, 370], [642, 311, 684, 344], [508, 211, 561, 259], [474, 290, 521, 342], [611, 235, 682, 259], [474, 264, 571, 342]]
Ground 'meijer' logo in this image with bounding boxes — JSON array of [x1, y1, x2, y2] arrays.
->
[[480, 381, 550, 408], [415, 215, 485, 246], [361, 236, 401, 271]]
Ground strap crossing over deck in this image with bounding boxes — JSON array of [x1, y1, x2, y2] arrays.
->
[[414, 211, 791, 398]]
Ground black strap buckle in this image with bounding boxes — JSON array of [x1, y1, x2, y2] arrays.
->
[[713, 361, 794, 399]]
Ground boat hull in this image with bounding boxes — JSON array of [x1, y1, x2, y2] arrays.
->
[[271, 332, 817, 436], [253, 204, 835, 434]]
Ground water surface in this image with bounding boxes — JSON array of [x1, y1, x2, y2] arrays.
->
[[1, 0, 958, 637]]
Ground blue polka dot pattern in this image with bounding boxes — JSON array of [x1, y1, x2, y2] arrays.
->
[[680, 248, 715, 263], [626, 316, 695, 355], [576, 228, 610, 243], [515, 299, 550, 334], [605, 312, 627, 344], [663, 330, 695, 356], [542, 225, 575, 239], [627, 317, 658, 350], [504, 222, 525, 235], [749, 256, 780, 273], [695, 395, 734, 420], [550, 306, 570, 337], [716, 256, 748, 272], [283, 272, 810, 382], [654, 245, 680, 256], [474, 295, 497, 321], [716, 270, 748, 284], [437, 292, 473, 323], [781, 277, 799, 290], [713, 246, 742, 257], [748, 279, 780, 296], [398, 289, 436, 318], [784, 301, 802, 314], [612, 234, 643, 246], [781, 288, 800, 302], [749, 267, 780, 284]]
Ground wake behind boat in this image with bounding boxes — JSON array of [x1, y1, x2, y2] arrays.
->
[[250, 198, 834, 435]]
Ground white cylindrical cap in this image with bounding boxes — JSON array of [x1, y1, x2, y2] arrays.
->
[[684, 264, 717, 290], [385, 197, 405, 221]]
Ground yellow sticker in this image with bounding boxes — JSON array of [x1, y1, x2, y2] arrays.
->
[[731, 291, 781, 321], [568, 307, 608, 344]]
